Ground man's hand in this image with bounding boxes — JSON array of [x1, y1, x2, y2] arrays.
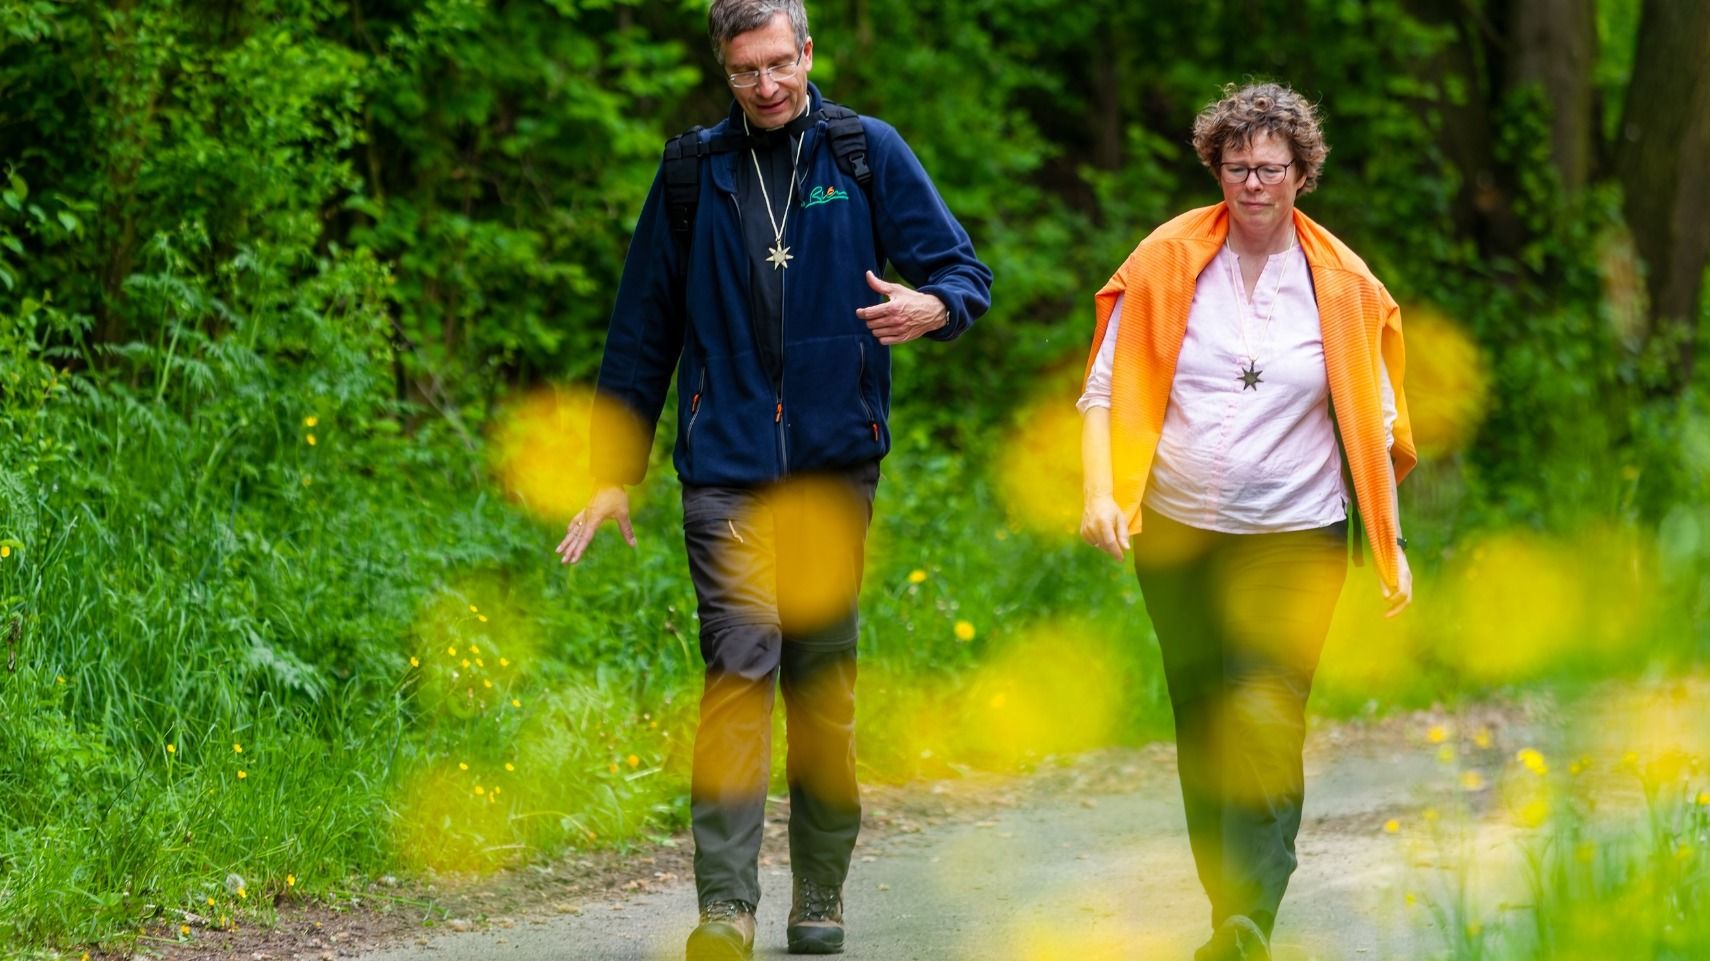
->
[[856, 270, 948, 345], [1382, 550, 1413, 618], [556, 485, 635, 565], [1080, 493, 1131, 562]]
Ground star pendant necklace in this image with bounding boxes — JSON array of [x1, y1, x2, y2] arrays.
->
[[1225, 232, 1295, 391], [745, 114, 805, 270]]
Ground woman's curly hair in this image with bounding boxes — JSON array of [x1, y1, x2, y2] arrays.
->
[[1192, 82, 1329, 194]]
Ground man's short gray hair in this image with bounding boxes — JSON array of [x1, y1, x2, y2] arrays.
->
[[708, 0, 809, 66]]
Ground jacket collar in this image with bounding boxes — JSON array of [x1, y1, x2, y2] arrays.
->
[[710, 83, 827, 194]]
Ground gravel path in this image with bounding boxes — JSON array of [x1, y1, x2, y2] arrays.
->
[[354, 723, 1520, 961]]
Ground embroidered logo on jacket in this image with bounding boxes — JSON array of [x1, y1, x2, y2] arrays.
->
[[802, 185, 850, 208]]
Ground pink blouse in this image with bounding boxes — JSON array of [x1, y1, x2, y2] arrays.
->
[[1079, 242, 1395, 534]]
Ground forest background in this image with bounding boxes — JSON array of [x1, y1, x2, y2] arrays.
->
[[2, 0, 1708, 955]]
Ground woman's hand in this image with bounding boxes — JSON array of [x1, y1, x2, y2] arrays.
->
[[1080, 493, 1131, 562], [1382, 550, 1413, 618]]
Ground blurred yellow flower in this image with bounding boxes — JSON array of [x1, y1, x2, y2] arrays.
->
[[1696, 791, 1710, 806], [56, 675, 65, 685], [492, 786, 501, 796], [237, 770, 247, 780], [607, 763, 619, 774], [954, 620, 976, 642], [511, 698, 521, 708], [1473, 728, 1492, 749], [482, 679, 493, 689], [306, 434, 317, 446], [287, 874, 296, 887], [505, 763, 515, 772], [409, 656, 420, 668], [1426, 724, 1448, 744], [166, 743, 176, 754], [1517, 798, 1550, 828], [475, 658, 485, 668], [0, 546, 10, 559], [1383, 819, 1400, 834], [499, 658, 511, 667], [447, 646, 457, 656], [237, 887, 247, 899], [469, 644, 480, 654], [626, 754, 641, 768], [474, 785, 486, 796], [180, 924, 190, 936], [908, 569, 927, 584], [1437, 745, 1455, 763], [1516, 748, 1549, 775], [1460, 770, 1486, 791], [469, 604, 479, 613], [207, 897, 215, 906], [304, 416, 318, 428], [461, 659, 471, 668], [478, 614, 489, 623], [233, 742, 243, 753], [1423, 807, 1440, 822]]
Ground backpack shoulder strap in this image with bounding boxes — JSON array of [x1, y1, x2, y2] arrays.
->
[[816, 102, 872, 189], [662, 125, 748, 244]]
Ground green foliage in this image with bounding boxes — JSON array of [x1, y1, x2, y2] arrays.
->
[[0, 0, 1704, 952]]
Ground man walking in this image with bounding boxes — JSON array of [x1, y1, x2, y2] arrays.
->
[[555, 2, 991, 958]]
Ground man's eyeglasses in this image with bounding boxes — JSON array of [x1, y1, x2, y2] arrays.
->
[[728, 52, 803, 88], [1218, 162, 1294, 185]]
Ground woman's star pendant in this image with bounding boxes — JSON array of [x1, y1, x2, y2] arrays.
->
[[767, 244, 794, 269], [1239, 361, 1263, 390]]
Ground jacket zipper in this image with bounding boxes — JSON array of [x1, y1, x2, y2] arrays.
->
[[686, 367, 706, 452], [857, 339, 878, 442]]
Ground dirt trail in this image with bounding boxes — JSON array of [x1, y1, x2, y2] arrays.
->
[[341, 714, 1532, 961]]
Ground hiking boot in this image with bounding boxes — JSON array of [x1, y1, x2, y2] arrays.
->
[[1195, 915, 1271, 961], [685, 900, 755, 961], [786, 877, 845, 954]]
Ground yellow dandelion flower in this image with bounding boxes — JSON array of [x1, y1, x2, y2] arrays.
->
[[954, 620, 976, 642], [1383, 819, 1400, 834], [1460, 770, 1486, 791], [0, 546, 10, 558], [478, 614, 488, 623], [180, 924, 191, 936], [1404, 892, 1417, 907], [474, 785, 486, 796], [447, 645, 458, 656], [469, 604, 479, 613], [505, 763, 515, 772], [305, 434, 317, 446], [461, 658, 471, 668], [287, 874, 296, 887], [468, 644, 480, 654], [232, 742, 243, 753], [475, 658, 484, 668], [907, 569, 927, 584], [1426, 725, 1448, 744], [304, 416, 318, 428], [627, 754, 640, 768], [409, 656, 420, 668], [207, 897, 216, 906], [1516, 748, 1548, 775], [237, 770, 247, 780], [607, 763, 619, 774], [499, 658, 511, 667], [237, 886, 247, 898], [511, 698, 521, 708], [166, 743, 176, 754], [1473, 728, 1492, 749], [482, 679, 493, 689], [493, 785, 501, 795], [458, 762, 469, 771]]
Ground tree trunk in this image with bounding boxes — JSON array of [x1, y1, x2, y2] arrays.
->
[[1616, 0, 1710, 393], [1508, 0, 1597, 190]]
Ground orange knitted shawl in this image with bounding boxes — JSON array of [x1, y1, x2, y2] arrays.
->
[[1086, 202, 1417, 589]]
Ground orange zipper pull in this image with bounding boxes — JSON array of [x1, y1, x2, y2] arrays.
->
[[871, 422, 879, 441], [691, 393, 701, 413], [775, 402, 783, 423]]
